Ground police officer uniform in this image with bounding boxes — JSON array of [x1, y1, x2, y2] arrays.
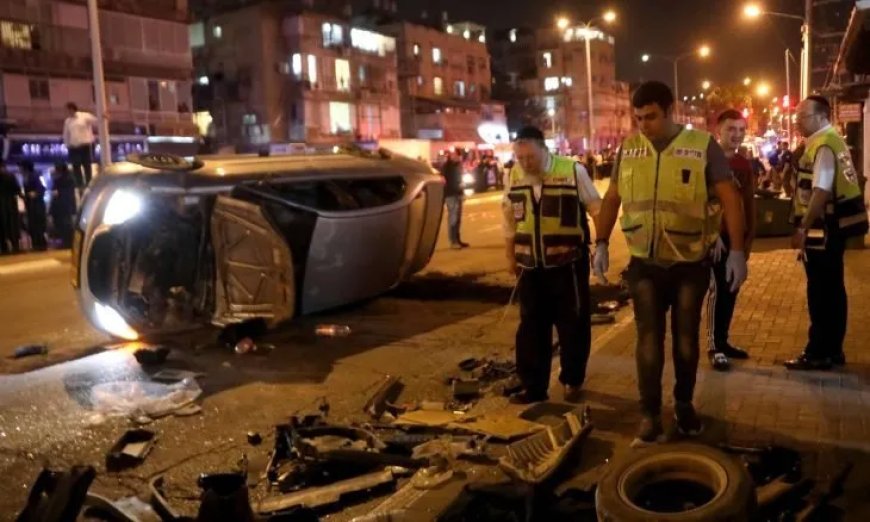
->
[[504, 154, 596, 402], [786, 125, 868, 369]]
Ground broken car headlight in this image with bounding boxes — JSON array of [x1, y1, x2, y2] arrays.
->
[[103, 190, 142, 226], [94, 303, 139, 340]]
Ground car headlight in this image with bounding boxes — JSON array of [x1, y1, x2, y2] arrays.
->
[[103, 190, 142, 225], [462, 173, 475, 185], [94, 303, 139, 340]]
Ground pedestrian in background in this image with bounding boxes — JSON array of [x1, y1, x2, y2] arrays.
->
[[441, 148, 469, 249], [785, 96, 868, 370], [0, 159, 22, 254], [63, 102, 97, 188], [594, 81, 748, 447], [21, 160, 48, 251], [707, 110, 756, 371], [503, 125, 603, 404], [50, 162, 77, 248]]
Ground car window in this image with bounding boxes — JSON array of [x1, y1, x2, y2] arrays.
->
[[262, 177, 407, 211]]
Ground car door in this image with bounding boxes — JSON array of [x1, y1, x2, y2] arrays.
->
[[210, 195, 295, 326]]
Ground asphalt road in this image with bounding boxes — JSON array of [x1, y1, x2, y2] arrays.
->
[[0, 186, 630, 517]]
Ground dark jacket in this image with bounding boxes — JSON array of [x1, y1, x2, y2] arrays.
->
[[440, 159, 463, 197]]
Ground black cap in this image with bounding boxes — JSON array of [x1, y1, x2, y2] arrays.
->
[[515, 126, 545, 142]]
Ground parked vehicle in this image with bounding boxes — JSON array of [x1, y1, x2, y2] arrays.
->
[[72, 149, 444, 340]]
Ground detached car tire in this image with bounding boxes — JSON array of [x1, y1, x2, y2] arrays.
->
[[596, 443, 755, 522]]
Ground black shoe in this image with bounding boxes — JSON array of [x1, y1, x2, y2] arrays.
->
[[784, 353, 832, 371], [674, 402, 704, 437], [832, 352, 846, 366], [509, 391, 548, 405], [718, 344, 749, 360], [563, 384, 583, 403], [708, 350, 730, 372], [458, 241, 470, 248], [630, 415, 664, 448]]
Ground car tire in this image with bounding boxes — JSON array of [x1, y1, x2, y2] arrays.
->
[[595, 443, 756, 522]]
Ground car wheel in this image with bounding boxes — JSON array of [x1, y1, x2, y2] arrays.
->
[[596, 443, 756, 522]]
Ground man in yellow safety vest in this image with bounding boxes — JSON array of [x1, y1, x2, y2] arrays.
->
[[785, 95, 868, 370], [593, 81, 748, 447]]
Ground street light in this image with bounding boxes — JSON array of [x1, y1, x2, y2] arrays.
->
[[743, 77, 752, 86], [741, 2, 810, 98], [640, 44, 711, 118], [756, 82, 771, 97], [561, 10, 617, 153], [701, 80, 711, 90]]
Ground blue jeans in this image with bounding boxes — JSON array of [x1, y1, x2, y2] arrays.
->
[[445, 195, 463, 245]]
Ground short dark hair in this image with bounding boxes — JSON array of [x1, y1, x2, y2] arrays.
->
[[806, 95, 831, 120], [717, 109, 745, 125], [631, 81, 674, 111], [514, 125, 546, 145], [66, 102, 77, 112]]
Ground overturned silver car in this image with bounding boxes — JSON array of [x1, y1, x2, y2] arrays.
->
[[72, 150, 444, 340]]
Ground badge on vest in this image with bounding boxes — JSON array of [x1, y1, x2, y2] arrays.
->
[[623, 147, 649, 158], [674, 148, 704, 160], [512, 200, 526, 221], [837, 151, 858, 184]]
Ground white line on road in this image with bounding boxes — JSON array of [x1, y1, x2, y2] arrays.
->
[[0, 258, 64, 276]]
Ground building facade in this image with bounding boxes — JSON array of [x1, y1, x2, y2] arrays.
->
[[490, 25, 631, 153], [377, 20, 499, 143], [812, 0, 855, 91], [0, 0, 197, 163], [192, 2, 400, 149]]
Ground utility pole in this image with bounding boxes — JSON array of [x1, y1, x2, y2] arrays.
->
[[87, 0, 111, 168], [584, 34, 595, 153], [801, 0, 813, 98], [785, 48, 792, 142]]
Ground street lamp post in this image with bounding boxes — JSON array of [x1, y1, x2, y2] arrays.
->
[[86, 0, 111, 168], [559, 10, 616, 153], [743, 2, 811, 98], [641, 45, 711, 120]]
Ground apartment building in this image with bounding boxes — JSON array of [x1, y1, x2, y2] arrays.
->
[[0, 0, 197, 163], [192, 2, 400, 149], [490, 24, 631, 153]]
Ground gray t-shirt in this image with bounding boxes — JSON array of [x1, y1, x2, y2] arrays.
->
[[610, 127, 732, 189]]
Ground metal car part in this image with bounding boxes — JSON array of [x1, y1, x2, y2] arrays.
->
[[256, 468, 399, 515]]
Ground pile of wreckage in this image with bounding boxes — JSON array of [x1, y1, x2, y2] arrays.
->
[[14, 352, 853, 521]]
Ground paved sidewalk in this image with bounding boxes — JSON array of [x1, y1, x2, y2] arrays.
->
[[572, 237, 870, 518]]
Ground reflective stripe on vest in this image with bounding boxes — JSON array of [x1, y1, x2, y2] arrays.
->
[[617, 128, 721, 263], [508, 155, 587, 268], [794, 127, 868, 245]]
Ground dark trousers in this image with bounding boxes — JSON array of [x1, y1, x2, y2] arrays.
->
[[626, 257, 709, 417], [707, 246, 739, 350], [516, 257, 591, 397], [804, 235, 847, 359], [68, 145, 93, 187], [445, 195, 463, 245]]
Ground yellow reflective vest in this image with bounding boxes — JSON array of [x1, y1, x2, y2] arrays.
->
[[794, 126, 868, 249], [507, 155, 589, 268], [617, 128, 722, 263]]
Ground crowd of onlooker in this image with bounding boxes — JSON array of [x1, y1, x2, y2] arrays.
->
[[0, 160, 81, 255]]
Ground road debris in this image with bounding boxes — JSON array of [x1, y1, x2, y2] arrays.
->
[[315, 324, 352, 337], [132, 344, 170, 366], [16, 465, 96, 522], [197, 472, 255, 521], [90, 378, 202, 420], [498, 406, 593, 484], [257, 468, 402, 515], [82, 493, 160, 522], [11, 343, 48, 358], [590, 313, 616, 325], [247, 431, 263, 446], [363, 375, 404, 419], [106, 429, 156, 472], [451, 378, 481, 401], [150, 368, 205, 383]]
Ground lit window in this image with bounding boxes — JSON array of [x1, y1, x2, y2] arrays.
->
[[432, 47, 442, 64], [544, 77, 559, 91], [446, 25, 453, 34], [463, 29, 470, 39], [1, 21, 33, 49], [509, 29, 517, 43], [291, 53, 302, 77], [322, 22, 343, 47], [478, 33, 485, 43], [433, 77, 443, 95], [213, 25, 222, 39], [329, 101, 352, 133], [28, 78, 49, 101], [335, 58, 350, 91], [561, 77, 572, 87], [412, 43, 420, 56], [454, 80, 465, 97], [358, 64, 366, 82], [307, 54, 317, 83], [417, 75, 424, 86], [543, 52, 552, 68], [350, 27, 396, 56], [198, 75, 209, 85]]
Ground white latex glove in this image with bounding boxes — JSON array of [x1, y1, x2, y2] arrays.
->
[[592, 241, 609, 284], [710, 236, 727, 263], [725, 249, 748, 292]]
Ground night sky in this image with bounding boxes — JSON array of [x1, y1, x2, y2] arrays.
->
[[400, 0, 805, 98]]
